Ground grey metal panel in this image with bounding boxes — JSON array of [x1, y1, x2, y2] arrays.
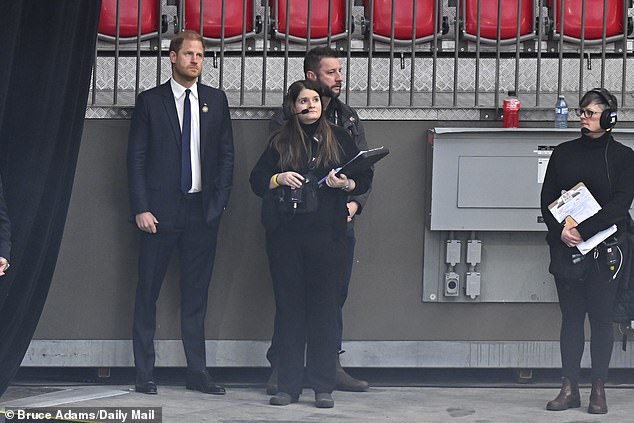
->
[[458, 156, 540, 208], [21, 340, 634, 369], [33, 120, 578, 367], [422, 230, 557, 303], [428, 127, 634, 231]]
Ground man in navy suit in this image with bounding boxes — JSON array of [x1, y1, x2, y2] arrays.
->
[[0, 174, 10, 277], [127, 30, 234, 395]]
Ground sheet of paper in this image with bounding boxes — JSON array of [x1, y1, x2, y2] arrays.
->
[[548, 183, 601, 224], [548, 182, 616, 255], [576, 224, 617, 255]]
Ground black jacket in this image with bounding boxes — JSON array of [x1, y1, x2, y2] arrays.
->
[[269, 97, 371, 212], [540, 131, 634, 281], [250, 124, 372, 236]]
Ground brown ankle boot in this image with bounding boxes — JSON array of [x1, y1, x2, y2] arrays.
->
[[546, 377, 580, 411], [335, 355, 369, 392], [588, 378, 608, 414]]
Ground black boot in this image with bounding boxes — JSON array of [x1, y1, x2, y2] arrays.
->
[[546, 377, 580, 411], [335, 354, 369, 392], [588, 378, 608, 414]]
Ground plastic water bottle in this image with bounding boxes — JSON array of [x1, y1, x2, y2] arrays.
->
[[503, 90, 520, 128], [554, 95, 568, 128]]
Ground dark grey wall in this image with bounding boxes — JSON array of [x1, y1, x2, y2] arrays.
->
[[33, 119, 560, 341]]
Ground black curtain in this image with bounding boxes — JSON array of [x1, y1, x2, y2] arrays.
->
[[0, 0, 101, 396]]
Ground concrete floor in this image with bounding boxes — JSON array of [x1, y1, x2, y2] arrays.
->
[[2, 369, 634, 422]]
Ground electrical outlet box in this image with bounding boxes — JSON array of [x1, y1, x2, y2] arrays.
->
[[466, 272, 481, 299], [467, 239, 482, 265], [444, 272, 460, 296], [446, 240, 461, 266]]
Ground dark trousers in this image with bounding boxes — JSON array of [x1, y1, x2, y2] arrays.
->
[[267, 227, 355, 365], [133, 195, 219, 381], [337, 227, 356, 351], [554, 250, 622, 381], [266, 228, 345, 396]]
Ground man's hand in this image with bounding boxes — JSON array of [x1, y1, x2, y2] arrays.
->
[[135, 212, 159, 234], [0, 257, 9, 277], [346, 201, 359, 223]]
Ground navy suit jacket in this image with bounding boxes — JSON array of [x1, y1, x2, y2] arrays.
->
[[127, 81, 234, 227]]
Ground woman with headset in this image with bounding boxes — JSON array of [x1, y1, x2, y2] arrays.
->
[[250, 79, 372, 408], [541, 88, 634, 414]]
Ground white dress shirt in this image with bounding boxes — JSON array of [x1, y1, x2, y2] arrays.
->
[[170, 78, 201, 193]]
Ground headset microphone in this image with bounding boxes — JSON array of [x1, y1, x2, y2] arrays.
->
[[295, 109, 310, 115]]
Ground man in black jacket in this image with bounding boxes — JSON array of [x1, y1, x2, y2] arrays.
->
[[267, 47, 370, 393]]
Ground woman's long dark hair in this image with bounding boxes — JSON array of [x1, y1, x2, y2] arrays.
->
[[269, 80, 341, 171]]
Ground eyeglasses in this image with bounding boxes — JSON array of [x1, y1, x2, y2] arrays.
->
[[575, 108, 600, 118]]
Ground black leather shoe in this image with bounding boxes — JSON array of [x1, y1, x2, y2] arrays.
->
[[135, 381, 157, 395], [315, 392, 335, 408], [269, 392, 298, 406], [186, 370, 226, 395]]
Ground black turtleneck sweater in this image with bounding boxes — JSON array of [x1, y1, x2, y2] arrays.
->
[[541, 131, 634, 246]]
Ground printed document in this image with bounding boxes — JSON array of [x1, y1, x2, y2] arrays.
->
[[548, 182, 616, 255]]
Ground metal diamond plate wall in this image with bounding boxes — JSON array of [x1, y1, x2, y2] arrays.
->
[[87, 1, 634, 119]]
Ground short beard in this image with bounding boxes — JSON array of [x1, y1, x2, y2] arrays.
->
[[327, 88, 342, 99]]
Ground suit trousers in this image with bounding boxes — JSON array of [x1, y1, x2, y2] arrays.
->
[[555, 253, 622, 381], [133, 194, 219, 381], [266, 227, 345, 396]]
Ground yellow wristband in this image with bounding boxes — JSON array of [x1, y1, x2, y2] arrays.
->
[[273, 173, 280, 187]]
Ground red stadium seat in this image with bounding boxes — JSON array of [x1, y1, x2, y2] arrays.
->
[[185, 0, 255, 41], [98, 0, 160, 42], [549, 0, 626, 42], [270, 0, 348, 43], [363, 0, 445, 43], [462, 0, 535, 44]]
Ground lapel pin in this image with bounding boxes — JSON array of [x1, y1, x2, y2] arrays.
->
[[202, 103, 209, 113]]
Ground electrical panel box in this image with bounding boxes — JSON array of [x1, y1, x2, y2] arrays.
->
[[423, 128, 634, 303], [427, 128, 634, 231]]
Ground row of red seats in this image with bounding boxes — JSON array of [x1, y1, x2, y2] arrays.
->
[[464, 0, 627, 44], [98, 0, 630, 44]]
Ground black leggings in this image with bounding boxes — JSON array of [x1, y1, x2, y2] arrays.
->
[[555, 256, 620, 381]]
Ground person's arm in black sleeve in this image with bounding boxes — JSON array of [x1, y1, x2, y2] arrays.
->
[[576, 145, 634, 239], [348, 119, 371, 216], [127, 92, 151, 217], [250, 146, 280, 198], [335, 126, 373, 196], [212, 91, 235, 213], [540, 148, 565, 242]]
